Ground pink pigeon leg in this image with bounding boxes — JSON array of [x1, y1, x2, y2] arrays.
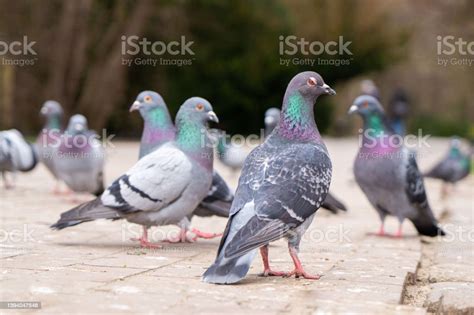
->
[[258, 245, 286, 277], [283, 246, 320, 280], [131, 227, 162, 248]]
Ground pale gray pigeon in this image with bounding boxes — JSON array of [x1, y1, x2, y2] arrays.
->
[[54, 115, 105, 196], [130, 91, 234, 240], [216, 130, 247, 171], [264, 107, 281, 137], [35, 100, 64, 192], [0, 129, 38, 188], [264, 107, 347, 214], [52, 97, 219, 248], [348, 95, 445, 237], [203, 71, 335, 284]]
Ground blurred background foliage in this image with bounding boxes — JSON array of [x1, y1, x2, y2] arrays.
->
[[0, 0, 472, 138]]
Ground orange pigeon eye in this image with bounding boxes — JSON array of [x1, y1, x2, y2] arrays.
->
[[144, 95, 152, 103], [196, 103, 204, 111], [307, 77, 317, 86], [363, 101, 369, 108]]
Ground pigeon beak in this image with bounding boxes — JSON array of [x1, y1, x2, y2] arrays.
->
[[207, 111, 219, 123], [40, 107, 48, 115], [322, 84, 336, 96], [129, 101, 141, 112], [348, 105, 358, 115]]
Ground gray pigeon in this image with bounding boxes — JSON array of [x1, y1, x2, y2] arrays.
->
[[348, 95, 445, 237], [0, 129, 38, 188], [264, 107, 281, 137], [52, 97, 219, 248], [130, 91, 234, 239], [424, 137, 470, 197], [35, 100, 64, 192], [216, 130, 248, 171], [203, 71, 335, 284], [54, 115, 105, 196], [264, 107, 347, 214]]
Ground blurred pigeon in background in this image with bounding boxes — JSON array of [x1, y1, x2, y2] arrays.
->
[[264, 107, 347, 214], [35, 100, 64, 193], [388, 88, 409, 136], [216, 130, 247, 171], [360, 79, 380, 100], [54, 115, 105, 198], [0, 129, 38, 188], [130, 91, 233, 240], [348, 95, 445, 237], [203, 71, 335, 284], [264, 107, 280, 137], [52, 98, 219, 248], [424, 137, 470, 197]]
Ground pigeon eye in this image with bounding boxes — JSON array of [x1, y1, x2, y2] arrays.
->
[[144, 95, 152, 103], [363, 102, 369, 108], [196, 103, 204, 111], [307, 77, 317, 87]]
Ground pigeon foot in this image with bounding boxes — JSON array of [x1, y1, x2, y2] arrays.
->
[[131, 227, 163, 248], [259, 269, 287, 277], [190, 228, 222, 240], [283, 268, 321, 280]]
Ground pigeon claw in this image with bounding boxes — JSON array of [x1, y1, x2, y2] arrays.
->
[[259, 269, 287, 277], [283, 269, 321, 280], [130, 237, 162, 249]]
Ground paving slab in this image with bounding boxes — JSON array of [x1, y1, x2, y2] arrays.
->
[[0, 138, 472, 314]]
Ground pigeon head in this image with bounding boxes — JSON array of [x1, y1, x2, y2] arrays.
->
[[40, 100, 63, 117], [348, 95, 385, 118], [278, 72, 335, 141], [264, 107, 281, 127], [286, 71, 336, 103], [175, 97, 217, 167], [40, 100, 63, 129], [66, 114, 89, 135], [176, 97, 219, 126], [130, 91, 167, 118]]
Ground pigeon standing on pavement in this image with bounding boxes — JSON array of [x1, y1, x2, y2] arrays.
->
[[0, 129, 38, 188], [52, 97, 219, 248], [424, 137, 470, 197], [35, 100, 64, 192], [203, 71, 336, 284], [264, 107, 347, 214], [348, 95, 445, 237], [130, 91, 234, 240], [54, 115, 105, 197]]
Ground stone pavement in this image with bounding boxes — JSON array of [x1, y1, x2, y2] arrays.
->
[[0, 138, 472, 314]]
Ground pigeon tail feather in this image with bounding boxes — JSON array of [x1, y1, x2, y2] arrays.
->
[[202, 249, 256, 284], [51, 198, 121, 230]]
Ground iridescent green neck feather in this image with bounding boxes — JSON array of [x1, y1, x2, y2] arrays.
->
[[364, 113, 386, 138], [46, 115, 61, 130], [145, 107, 173, 128], [277, 92, 320, 141], [176, 119, 205, 151]]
